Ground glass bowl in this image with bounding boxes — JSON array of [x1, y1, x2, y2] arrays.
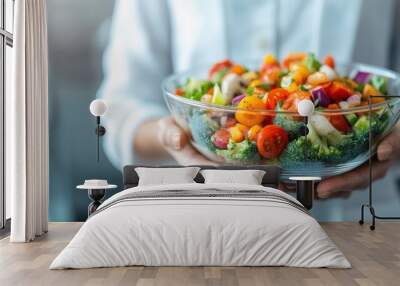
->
[[162, 63, 400, 178]]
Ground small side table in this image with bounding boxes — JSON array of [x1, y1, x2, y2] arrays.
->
[[77, 180, 117, 217], [289, 176, 321, 210]]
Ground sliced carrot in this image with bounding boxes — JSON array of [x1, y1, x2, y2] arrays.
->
[[324, 55, 335, 68], [282, 52, 307, 69], [231, 64, 246, 75]]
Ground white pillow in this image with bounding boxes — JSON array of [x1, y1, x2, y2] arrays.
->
[[135, 167, 200, 186], [200, 169, 266, 185]]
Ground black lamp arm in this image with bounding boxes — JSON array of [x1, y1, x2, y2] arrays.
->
[[95, 116, 106, 162]]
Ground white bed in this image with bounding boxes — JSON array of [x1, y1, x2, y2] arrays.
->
[[50, 182, 350, 269]]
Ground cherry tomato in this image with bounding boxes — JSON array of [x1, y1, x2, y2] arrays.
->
[[324, 55, 335, 69], [265, 88, 290, 110], [175, 88, 184, 96], [260, 62, 279, 73], [208, 59, 233, 79], [320, 81, 332, 91], [327, 104, 352, 133], [327, 81, 352, 102], [256, 125, 288, 159], [223, 117, 237, 128], [260, 54, 279, 73], [282, 52, 307, 69], [282, 90, 311, 112], [212, 129, 230, 149], [235, 96, 265, 127], [261, 66, 281, 84]]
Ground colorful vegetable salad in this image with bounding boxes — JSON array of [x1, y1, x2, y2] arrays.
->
[[173, 53, 391, 167]]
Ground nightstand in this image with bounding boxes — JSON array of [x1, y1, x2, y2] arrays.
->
[[77, 180, 117, 216], [289, 176, 321, 210]]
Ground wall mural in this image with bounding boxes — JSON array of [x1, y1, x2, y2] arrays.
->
[[48, 0, 400, 222]]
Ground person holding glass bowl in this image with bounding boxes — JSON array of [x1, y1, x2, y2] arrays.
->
[[97, 0, 400, 208]]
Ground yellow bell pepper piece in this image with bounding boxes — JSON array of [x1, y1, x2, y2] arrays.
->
[[363, 84, 385, 103]]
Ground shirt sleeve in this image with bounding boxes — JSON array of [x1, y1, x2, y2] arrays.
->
[[97, 0, 172, 169]]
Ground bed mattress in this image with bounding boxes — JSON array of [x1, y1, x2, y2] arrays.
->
[[50, 183, 350, 269]]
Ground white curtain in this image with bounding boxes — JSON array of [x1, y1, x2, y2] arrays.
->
[[9, 0, 49, 242]]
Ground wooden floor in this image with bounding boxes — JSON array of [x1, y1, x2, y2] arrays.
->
[[0, 222, 399, 286]]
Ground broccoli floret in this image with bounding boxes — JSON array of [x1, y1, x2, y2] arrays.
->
[[216, 140, 259, 162], [183, 78, 213, 101], [315, 144, 342, 163], [354, 111, 389, 138], [281, 110, 390, 166], [189, 111, 219, 151], [352, 115, 373, 151], [273, 104, 306, 141], [306, 123, 343, 163], [349, 110, 390, 152], [279, 137, 309, 166], [280, 124, 343, 166], [320, 110, 389, 163], [309, 114, 352, 146], [353, 115, 371, 136]]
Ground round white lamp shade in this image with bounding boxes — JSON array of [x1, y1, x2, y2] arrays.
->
[[90, 99, 107, 117], [297, 99, 315, 117]]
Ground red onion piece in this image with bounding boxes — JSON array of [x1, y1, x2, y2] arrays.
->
[[231, 94, 246, 106], [311, 86, 331, 107], [354, 71, 370, 83]]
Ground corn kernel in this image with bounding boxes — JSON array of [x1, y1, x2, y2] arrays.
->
[[249, 79, 262, 88], [286, 82, 299, 93], [248, 125, 262, 141], [229, 126, 245, 143], [242, 71, 258, 82], [264, 54, 278, 65], [235, 123, 249, 134]]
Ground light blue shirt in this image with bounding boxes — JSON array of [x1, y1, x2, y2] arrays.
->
[[98, 0, 400, 220]]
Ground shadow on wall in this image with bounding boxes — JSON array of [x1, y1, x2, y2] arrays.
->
[[48, 0, 121, 221]]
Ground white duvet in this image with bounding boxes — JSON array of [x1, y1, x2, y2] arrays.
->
[[50, 183, 350, 269]]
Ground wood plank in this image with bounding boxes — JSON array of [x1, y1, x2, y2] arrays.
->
[[0, 222, 399, 286]]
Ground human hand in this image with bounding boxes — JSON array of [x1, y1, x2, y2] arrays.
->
[[157, 117, 216, 166], [316, 128, 400, 199]]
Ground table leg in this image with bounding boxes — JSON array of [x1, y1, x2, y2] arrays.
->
[[296, 180, 314, 210], [87, 189, 106, 216]]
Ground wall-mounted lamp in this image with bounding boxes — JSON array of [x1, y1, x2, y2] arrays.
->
[[89, 99, 107, 162], [291, 99, 320, 210]]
